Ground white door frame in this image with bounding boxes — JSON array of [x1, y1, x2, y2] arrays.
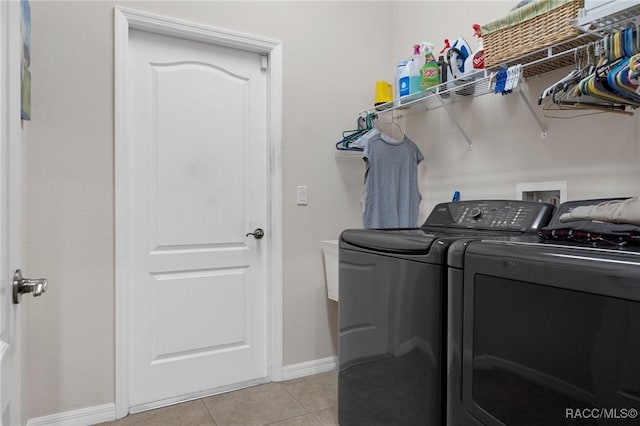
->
[[114, 7, 283, 419], [1, 1, 24, 425]]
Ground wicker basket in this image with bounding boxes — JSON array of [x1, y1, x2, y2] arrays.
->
[[482, 0, 585, 73]]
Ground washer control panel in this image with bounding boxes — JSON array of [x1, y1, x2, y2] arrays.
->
[[424, 200, 555, 232]]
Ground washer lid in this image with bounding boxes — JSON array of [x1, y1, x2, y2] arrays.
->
[[340, 229, 438, 254]]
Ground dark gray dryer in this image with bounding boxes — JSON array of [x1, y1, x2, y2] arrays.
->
[[447, 199, 640, 426], [338, 200, 554, 426]]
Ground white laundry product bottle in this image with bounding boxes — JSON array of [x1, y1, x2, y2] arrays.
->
[[395, 60, 409, 106], [409, 44, 423, 96]]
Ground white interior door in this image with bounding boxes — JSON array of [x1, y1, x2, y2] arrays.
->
[[1, 2, 23, 425], [127, 28, 269, 410]]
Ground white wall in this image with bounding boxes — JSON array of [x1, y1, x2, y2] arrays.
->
[[23, 0, 640, 422], [24, 1, 116, 418]]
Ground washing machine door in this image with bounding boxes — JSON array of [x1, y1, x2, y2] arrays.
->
[[456, 240, 640, 425]]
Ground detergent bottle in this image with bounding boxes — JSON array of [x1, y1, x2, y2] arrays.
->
[[419, 42, 440, 91], [463, 24, 485, 74], [395, 60, 409, 106]]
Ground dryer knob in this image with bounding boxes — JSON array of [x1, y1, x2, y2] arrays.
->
[[470, 208, 483, 219]]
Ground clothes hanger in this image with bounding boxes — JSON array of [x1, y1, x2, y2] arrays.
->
[[578, 60, 633, 105], [635, 20, 640, 54], [628, 25, 640, 82], [546, 38, 639, 115], [539, 66, 582, 105], [629, 53, 640, 86], [335, 113, 377, 151], [572, 29, 640, 108], [599, 29, 640, 105], [389, 110, 406, 141], [538, 46, 592, 105]]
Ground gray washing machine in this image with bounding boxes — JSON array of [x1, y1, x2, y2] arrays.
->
[[338, 200, 554, 426]]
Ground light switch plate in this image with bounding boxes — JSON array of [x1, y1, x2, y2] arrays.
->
[[297, 186, 308, 205]]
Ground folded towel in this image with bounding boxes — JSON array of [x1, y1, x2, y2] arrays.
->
[[559, 197, 640, 226]]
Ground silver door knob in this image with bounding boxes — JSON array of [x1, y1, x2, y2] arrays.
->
[[13, 269, 48, 304], [245, 228, 265, 239]]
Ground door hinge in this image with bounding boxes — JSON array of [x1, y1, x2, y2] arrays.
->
[[260, 54, 268, 71]]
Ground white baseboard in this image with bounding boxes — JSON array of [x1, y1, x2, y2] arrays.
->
[[26, 403, 115, 426], [25, 357, 336, 425], [281, 356, 337, 381]]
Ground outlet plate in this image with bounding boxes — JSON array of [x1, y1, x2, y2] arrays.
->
[[516, 181, 567, 207]]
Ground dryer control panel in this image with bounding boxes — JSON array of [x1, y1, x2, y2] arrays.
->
[[424, 200, 555, 232]]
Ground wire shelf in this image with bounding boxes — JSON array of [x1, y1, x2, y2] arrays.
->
[[360, 72, 493, 117], [573, 0, 640, 35]]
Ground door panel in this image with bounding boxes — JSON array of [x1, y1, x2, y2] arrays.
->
[[152, 61, 248, 247], [128, 29, 268, 408], [152, 268, 248, 358]]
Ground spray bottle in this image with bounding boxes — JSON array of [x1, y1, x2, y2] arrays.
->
[[438, 40, 451, 97], [409, 44, 423, 95], [463, 24, 484, 74], [419, 42, 439, 91], [440, 39, 451, 55], [437, 55, 449, 97]]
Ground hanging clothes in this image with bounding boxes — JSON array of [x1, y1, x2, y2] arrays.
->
[[362, 132, 423, 229]]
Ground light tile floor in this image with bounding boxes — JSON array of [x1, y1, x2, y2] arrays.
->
[[99, 371, 338, 426]]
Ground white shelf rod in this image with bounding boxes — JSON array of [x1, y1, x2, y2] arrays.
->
[[436, 95, 473, 149], [517, 87, 548, 139]]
